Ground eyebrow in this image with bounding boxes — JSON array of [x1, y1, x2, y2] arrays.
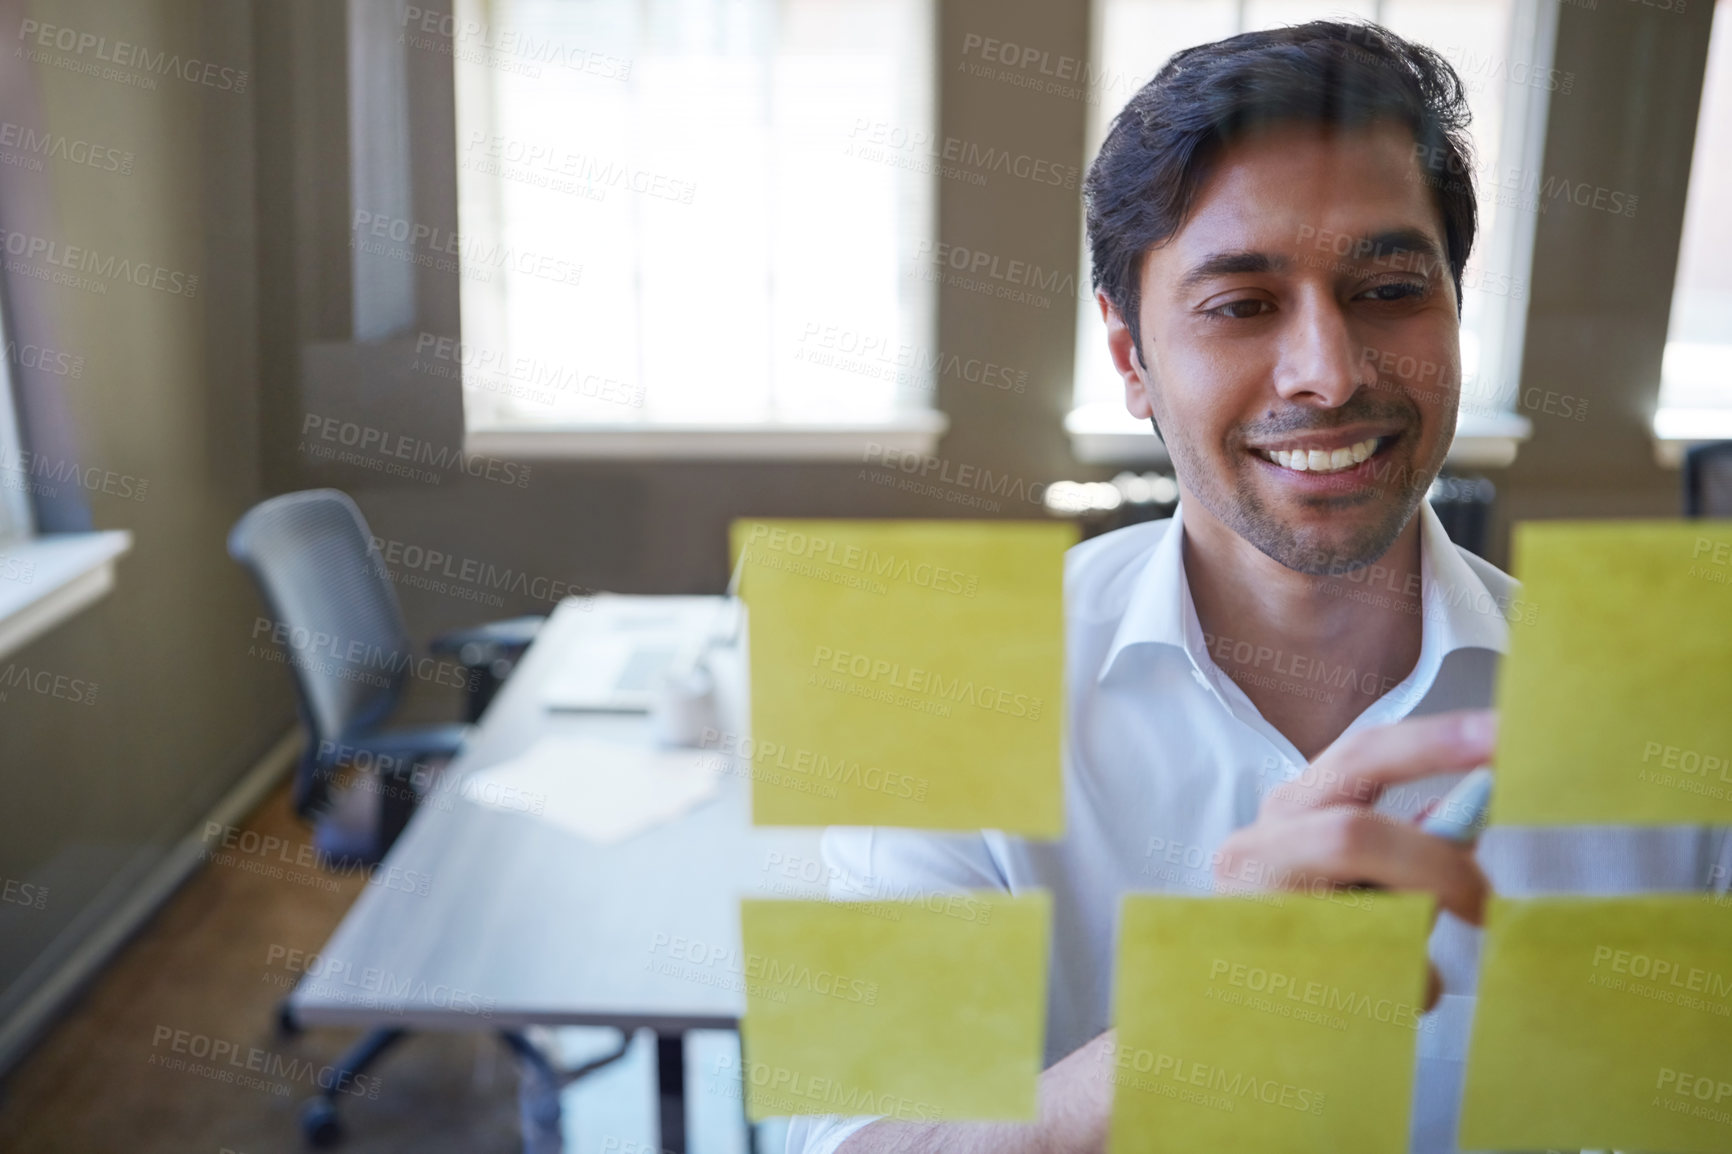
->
[[1176, 226, 1450, 295], [1343, 228, 1448, 275], [1176, 250, 1290, 293]]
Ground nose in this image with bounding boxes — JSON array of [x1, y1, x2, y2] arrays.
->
[[1271, 289, 1365, 407]]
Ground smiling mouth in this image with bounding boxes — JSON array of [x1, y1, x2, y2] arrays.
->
[[1254, 435, 1391, 475]]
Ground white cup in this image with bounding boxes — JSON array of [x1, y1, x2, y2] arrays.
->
[[650, 656, 720, 748]]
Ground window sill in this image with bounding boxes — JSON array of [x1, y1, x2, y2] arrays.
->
[[0, 531, 133, 661], [1651, 408, 1732, 468], [465, 412, 951, 462], [1064, 403, 1533, 470], [1448, 409, 1535, 468]]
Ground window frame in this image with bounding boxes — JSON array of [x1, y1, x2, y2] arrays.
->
[[1652, 0, 1732, 465], [0, 307, 38, 545], [452, 0, 948, 461], [0, 295, 133, 661]]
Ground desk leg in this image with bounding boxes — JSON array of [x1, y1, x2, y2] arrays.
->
[[656, 1031, 687, 1154]]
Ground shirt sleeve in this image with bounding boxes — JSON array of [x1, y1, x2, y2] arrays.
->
[[1712, 828, 1732, 895], [776, 825, 1012, 1154], [780, 1114, 880, 1154], [822, 824, 1013, 901]]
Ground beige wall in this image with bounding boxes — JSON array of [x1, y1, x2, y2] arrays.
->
[[0, 0, 290, 1034], [1494, 0, 1716, 548]]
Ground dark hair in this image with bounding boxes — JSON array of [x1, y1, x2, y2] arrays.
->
[[1084, 21, 1478, 362]]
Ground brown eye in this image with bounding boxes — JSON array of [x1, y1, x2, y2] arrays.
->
[[1212, 299, 1272, 319], [1361, 281, 1426, 303]]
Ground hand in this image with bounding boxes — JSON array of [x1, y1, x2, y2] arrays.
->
[[1213, 709, 1497, 1006]]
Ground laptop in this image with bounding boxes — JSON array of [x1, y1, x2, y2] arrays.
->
[[539, 595, 734, 712]]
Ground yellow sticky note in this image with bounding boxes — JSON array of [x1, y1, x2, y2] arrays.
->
[[1460, 895, 1732, 1152], [737, 892, 1051, 1122], [1494, 521, 1732, 825], [731, 520, 1072, 834], [1109, 892, 1432, 1153]]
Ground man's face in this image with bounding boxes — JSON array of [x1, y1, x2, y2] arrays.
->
[[1100, 120, 1460, 575]]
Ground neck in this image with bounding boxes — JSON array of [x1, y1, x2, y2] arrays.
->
[[1180, 498, 1425, 760]]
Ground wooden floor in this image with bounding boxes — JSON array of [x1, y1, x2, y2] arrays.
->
[[0, 782, 525, 1154]]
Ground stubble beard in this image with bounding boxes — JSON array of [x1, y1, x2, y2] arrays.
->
[[1161, 395, 1445, 577]]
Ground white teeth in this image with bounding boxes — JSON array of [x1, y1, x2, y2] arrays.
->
[[1262, 437, 1381, 475]]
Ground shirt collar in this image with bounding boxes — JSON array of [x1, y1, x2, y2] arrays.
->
[[1097, 499, 1510, 686], [1097, 501, 1195, 683], [1413, 497, 1510, 657]]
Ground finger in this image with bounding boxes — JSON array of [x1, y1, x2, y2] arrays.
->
[[1265, 709, 1496, 815], [1216, 808, 1490, 925]]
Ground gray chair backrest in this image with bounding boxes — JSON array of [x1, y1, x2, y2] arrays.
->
[[1684, 442, 1732, 517], [1427, 474, 1496, 560], [228, 489, 412, 745]]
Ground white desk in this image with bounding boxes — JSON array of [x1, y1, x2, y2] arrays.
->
[[286, 596, 821, 1151]]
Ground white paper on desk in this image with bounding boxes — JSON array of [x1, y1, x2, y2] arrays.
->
[[459, 736, 724, 845]]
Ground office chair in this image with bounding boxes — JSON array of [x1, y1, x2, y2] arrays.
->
[[228, 488, 542, 863], [1683, 441, 1732, 516], [231, 490, 573, 1147], [1427, 473, 1495, 560]]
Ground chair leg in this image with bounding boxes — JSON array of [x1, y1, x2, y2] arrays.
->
[[465, 665, 508, 722], [306, 763, 423, 868], [298, 1027, 408, 1147], [275, 997, 303, 1038], [498, 1028, 633, 1154], [374, 766, 419, 859], [505, 1032, 566, 1154]]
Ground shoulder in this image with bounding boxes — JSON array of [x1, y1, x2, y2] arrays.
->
[[820, 825, 1007, 894], [1456, 543, 1520, 604], [1065, 516, 1172, 626], [1432, 534, 1535, 635]]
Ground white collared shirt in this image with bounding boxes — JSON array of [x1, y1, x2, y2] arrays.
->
[[785, 502, 1732, 1154]]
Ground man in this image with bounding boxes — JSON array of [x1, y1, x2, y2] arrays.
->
[[785, 21, 1729, 1154]]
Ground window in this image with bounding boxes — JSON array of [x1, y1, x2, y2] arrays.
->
[[0, 310, 35, 545], [453, 0, 938, 450], [1655, 0, 1732, 447], [0, 298, 132, 664], [1068, 0, 1554, 466]]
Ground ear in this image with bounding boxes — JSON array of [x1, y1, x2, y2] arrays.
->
[[1098, 290, 1154, 420]]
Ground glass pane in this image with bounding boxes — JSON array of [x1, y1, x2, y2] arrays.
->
[[1381, 0, 1515, 405], [1073, 0, 1237, 414], [1661, 0, 1732, 414], [771, 0, 933, 421], [0, 317, 34, 544], [1243, 0, 1377, 27], [457, 0, 932, 427]]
